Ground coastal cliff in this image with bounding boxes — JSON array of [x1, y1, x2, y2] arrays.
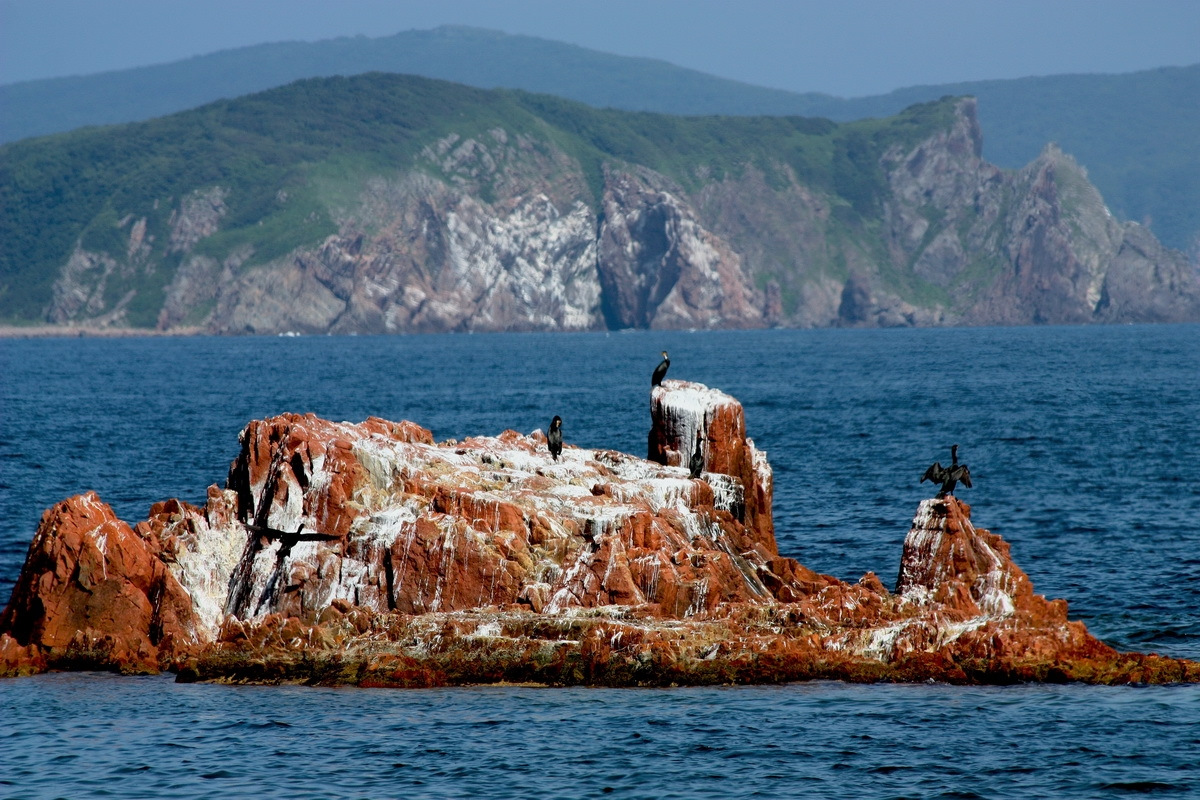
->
[[6, 76, 1199, 334], [2, 382, 1195, 685]]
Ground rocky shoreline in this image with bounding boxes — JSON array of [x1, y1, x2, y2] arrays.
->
[[0, 325, 204, 339], [2, 381, 1195, 685]]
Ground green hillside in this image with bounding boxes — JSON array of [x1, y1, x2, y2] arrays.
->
[[0, 72, 958, 326], [3, 27, 1196, 249], [0, 26, 831, 144]]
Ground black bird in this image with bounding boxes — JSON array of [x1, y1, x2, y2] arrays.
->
[[920, 444, 973, 497], [241, 521, 339, 554], [689, 431, 705, 478], [239, 520, 341, 615], [651, 350, 670, 387], [548, 415, 563, 461]]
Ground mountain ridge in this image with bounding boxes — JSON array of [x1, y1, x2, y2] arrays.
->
[[3, 73, 1196, 333], [2, 26, 1196, 250]]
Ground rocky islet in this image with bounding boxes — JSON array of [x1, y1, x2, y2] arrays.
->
[[1, 379, 1194, 686]]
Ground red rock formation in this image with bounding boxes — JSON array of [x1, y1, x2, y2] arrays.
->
[[0, 492, 204, 673], [886, 496, 1120, 678], [898, 495, 1046, 618], [213, 406, 787, 623], [647, 379, 774, 552], [2, 383, 1196, 685]]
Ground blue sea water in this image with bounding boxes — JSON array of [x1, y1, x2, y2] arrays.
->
[[1, 325, 1198, 798]]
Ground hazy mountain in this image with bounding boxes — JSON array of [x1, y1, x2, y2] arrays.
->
[[3, 27, 1195, 251], [3, 73, 1195, 333], [0, 26, 833, 142]]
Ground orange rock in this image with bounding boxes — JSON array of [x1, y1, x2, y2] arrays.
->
[[0, 492, 202, 673], [648, 380, 775, 551], [897, 497, 1065, 623], [2, 385, 1196, 685]]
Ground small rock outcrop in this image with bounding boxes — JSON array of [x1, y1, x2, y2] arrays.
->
[[647, 380, 773, 549], [0, 493, 205, 674], [2, 384, 1195, 685]]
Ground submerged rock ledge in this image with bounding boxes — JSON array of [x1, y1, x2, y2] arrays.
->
[[2, 381, 1195, 685]]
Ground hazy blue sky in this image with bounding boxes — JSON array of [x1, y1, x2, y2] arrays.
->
[[2, 0, 1197, 97]]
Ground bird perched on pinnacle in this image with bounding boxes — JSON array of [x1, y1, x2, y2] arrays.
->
[[651, 351, 670, 387], [921, 444, 972, 497], [547, 415, 563, 462]]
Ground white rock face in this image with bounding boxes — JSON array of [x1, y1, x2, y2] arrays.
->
[[210, 172, 607, 333], [436, 192, 602, 331], [200, 137, 769, 334], [196, 410, 775, 626], [166, 490, 246, 637], [650, 380, 742, 468], [38, 102, 1200, 332]]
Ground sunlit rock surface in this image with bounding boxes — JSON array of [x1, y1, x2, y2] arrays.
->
[[0, 492, 207, 675], [2, 382, 1196, 685]]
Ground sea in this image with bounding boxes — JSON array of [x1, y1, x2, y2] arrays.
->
[[0, 325, 1197, 799]]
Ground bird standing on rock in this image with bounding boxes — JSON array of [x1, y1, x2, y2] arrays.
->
[[651, 351, 670, 387], [547, 415, 563, 461], [921, 444, 972, 497], [689, 431, 705, 478]]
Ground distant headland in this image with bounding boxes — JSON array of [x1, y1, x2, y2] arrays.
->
[[5, 79, 1199, 336]]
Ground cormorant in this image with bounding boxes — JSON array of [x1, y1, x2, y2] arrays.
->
[[548, 415, 563, 461], [242, 521, 338, 554], [920, 444, 972, 497], [689, 431, 705, 478], [651, 351, 670, 387]]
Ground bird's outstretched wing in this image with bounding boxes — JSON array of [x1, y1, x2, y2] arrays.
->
[[243, 521, 340, 548], [292, 530, 341, 542], [921, 462, 944, 484], [958, 466, 972, 489], [241, 521, 301, 538]]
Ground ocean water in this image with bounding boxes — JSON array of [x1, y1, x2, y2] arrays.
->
[[1, 326, 1198, 798]]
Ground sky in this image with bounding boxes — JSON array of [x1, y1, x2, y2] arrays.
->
[[1, 0, 1198, 97]]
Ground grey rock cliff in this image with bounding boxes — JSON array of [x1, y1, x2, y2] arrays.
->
[[44, 99, 1200, 332], [203, 133, 767, 334], [597, 165, 765, 330], [868, 101, 1200, 325]]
